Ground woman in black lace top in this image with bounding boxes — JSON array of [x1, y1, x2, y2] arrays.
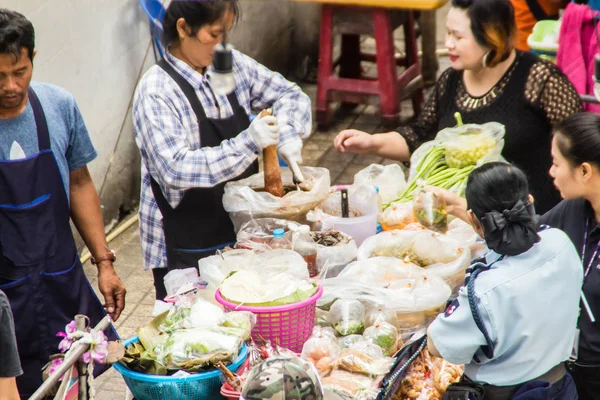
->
[[334, 0, 582, 213]]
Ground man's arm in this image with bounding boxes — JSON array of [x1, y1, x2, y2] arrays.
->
[[69, 166, 126, 321]]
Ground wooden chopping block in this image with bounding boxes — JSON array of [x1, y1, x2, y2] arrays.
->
[[261, 109, 284, 197]]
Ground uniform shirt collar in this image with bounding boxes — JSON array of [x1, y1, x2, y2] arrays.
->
[[485, 250, 503, 265], [165, 49, 213, 88]]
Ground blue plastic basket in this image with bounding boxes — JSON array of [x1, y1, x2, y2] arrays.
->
[[113, 336, 248, 400]]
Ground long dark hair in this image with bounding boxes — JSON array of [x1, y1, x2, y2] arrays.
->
[[465, 162, 540, 256], [451, 0, 516, 67], [0, 9, 35, 62], [162, 0, 240, 47], [553, 112, 600, 168]]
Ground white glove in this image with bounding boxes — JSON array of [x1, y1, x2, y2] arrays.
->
[[278, 138, 305, 181], [248, 115, 279, 149]]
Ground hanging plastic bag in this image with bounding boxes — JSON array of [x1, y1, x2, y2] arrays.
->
[[413, 187, 448, 234], [437, 122, 505, 169], [353, 164, 407, 205], [223, 167, 330, 232]]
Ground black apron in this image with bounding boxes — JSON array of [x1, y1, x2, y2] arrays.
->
[[0, 88, 117, 397], [151, 59, 258, 280]]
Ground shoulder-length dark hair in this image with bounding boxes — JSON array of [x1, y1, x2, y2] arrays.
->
[[451, 0, 516, 68]]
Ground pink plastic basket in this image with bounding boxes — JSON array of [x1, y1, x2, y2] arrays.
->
[[215, 283, 323, 353]]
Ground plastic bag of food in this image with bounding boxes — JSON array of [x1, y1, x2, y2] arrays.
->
[[322, 370, 380, 399], [154, 327, 243, 368], [223, 167, 330, 232], [160, 296, 225, 333], [353, 164, 407, 205], [357, 230, 471, 293], [311, 230, 357, 278], [198, 248, 309, 300], [366, 304, 400, 329], [338, 334, 365, 349], [219, 269, 318, 306], [235, 218, 292, 251], [330, 299, 366, 336], [436, 122, 505, 169], [319, 277, 389, 312], [335, 344, 393, 376], [363, 321, 399, 356], [338, 258, 451, 330], [413, 187, 448, 234], [301, 335, 341, 375], [446, 218, 487, 260], [381, 201, 416, 231]]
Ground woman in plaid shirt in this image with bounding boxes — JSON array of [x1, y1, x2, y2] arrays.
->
[[133, 0, 312, 308]]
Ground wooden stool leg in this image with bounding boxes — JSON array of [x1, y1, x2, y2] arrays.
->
[[373, 9, 400, 127], [316, 5, 334, 129], [404, 11, 424, 117]]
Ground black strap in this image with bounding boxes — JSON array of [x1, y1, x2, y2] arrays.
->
[[27, 88, 51, 151], [156, 58, 242, 128], [525, 0, 558, 21]]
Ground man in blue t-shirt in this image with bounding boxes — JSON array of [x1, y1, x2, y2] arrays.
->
[[0, 9, 126, 395]]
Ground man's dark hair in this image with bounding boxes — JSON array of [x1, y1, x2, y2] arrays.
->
[[162, 0, 240, 46], [0, 9, 35, 61]]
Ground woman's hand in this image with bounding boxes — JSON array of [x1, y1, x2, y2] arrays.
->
[[334, 129, 376, 154], [426, 186, 468, 219]]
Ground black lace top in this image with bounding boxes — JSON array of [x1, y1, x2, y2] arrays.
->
[[398, 51, 583, 213]]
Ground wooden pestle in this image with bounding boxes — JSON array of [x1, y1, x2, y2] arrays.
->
[[261, 109, 284, 197]]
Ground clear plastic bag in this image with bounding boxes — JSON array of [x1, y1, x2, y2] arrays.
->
[[311, 230, 358, 278], [381, 201, 416, 231], [365, 305, 400, 329], [436, 122, 505, 169], [363, 321, 399, 356], [235, 218, 291, 251], [322, 370, 380, 399], [301, 335, 341, 376], [198, 248, 309, 301], [223, 167, 330, 232], [413, 188, 448, 234], [330, 299, 367, 336], [334, 343, 393, 376], [338, 334, 365, 349], [357, 230, 471, 293], [353, 164, 407, 205], [337, 258, 452, 330]]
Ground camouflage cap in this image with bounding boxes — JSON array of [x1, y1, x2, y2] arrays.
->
[[241, 356, 324, 400]]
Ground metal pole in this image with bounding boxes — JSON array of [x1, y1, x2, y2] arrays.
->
[[76, 315, 89, 400], [29, 315, 112, 400]]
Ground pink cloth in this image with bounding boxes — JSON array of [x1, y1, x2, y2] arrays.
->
[[556, 2, 600, 113]]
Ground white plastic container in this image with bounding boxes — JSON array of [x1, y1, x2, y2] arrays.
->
[[321, 212, 377, 247]]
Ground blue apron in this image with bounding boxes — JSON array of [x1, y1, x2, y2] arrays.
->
[[0, 88, 117, 397]]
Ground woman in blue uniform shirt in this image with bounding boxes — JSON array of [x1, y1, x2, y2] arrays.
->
[[427, 162, 582, 399]]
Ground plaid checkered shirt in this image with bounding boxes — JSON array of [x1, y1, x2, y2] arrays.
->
[[133, 49, 312, 270]]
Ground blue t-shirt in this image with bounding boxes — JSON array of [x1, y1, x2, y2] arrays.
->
[[0, 82, 97, 198]]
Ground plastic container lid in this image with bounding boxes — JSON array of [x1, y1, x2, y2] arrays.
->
[[273, 228, 285, 238]]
